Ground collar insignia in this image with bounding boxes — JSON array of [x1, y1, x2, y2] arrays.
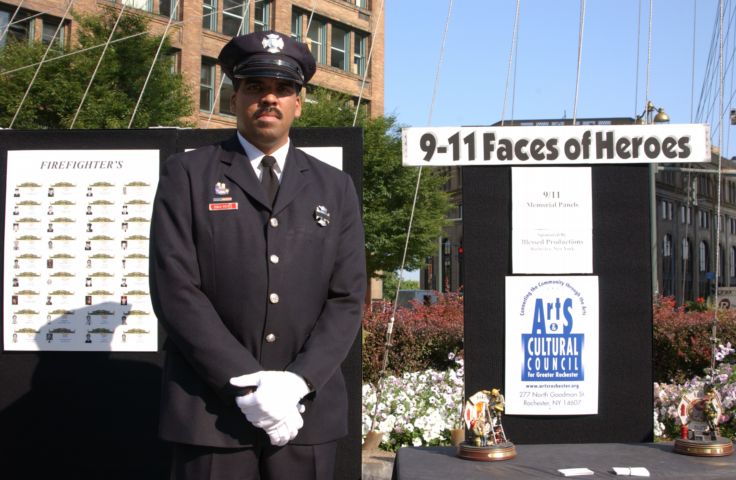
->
[[262, 34, 285, 53], [314, 205, 330, 227], [214, 182, 229, 196]]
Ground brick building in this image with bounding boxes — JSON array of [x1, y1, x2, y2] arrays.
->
[[0, 0, 384, 126]]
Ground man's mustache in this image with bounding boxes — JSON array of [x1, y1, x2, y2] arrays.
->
[[255, 107, 283, 119]]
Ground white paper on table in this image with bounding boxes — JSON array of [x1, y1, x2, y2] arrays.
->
[[557, 467, 595, 476], [612, 467, 650, 477]]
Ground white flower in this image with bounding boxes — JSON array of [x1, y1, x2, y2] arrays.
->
[[412, 437, 422, 447]]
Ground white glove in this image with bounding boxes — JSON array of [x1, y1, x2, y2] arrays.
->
[[263, 405, 304, 446], [230, 371, 309, 430]]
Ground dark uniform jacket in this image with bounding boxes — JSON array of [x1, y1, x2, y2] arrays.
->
[[149, 135, 366, 447]]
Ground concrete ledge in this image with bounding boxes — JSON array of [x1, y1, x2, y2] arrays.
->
[[361, 450, 395, 480]]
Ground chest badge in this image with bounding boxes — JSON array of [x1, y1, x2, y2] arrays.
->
[[214, 182, 229, 196], [314, 205, 330, 227]]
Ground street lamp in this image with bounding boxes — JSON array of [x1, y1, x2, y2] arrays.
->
[[638, 101, 670, 298]]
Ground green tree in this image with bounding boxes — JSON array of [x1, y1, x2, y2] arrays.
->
[[0, 9, 192, 128], [295, 88, 452, 278]]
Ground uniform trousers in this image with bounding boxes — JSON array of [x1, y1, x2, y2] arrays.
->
[[169, 440, 337, 480]]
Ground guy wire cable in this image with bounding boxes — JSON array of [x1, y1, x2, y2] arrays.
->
[[571, 0, 586, 125], [128, 0, 182, 128], [0, 30, 152, 77], [634, 0, 642, 119], [500, 0, 521, 126], [369, 0, 454, 433], [0, 0, 26, 44], [352, 0, 384, 127], [510, 8, 520, 122], [644, 0, 653, 118], [70, 3, 128, 129], [712, 0, 725, 375], [691, 0, 698, 123], [8, 0, 75, 128], [205, 0, 253, 128]]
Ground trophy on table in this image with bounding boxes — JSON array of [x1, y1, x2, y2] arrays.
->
[[457, 388, 517, 461], [673, 384, 733, 457]]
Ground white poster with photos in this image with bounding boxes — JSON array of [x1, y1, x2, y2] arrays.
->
[[4, 149, 160, 351]]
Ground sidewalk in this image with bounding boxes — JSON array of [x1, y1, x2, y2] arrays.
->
[[361, 450, 396, 480]]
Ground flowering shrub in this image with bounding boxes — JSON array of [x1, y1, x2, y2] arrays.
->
[[362, 357, 464, 452], [654, 343, 736, 440], [653, 296, 736, 383], [363, 290, 463, 385]]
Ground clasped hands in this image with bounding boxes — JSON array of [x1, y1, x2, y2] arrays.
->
[[230, 371, 309, 446]]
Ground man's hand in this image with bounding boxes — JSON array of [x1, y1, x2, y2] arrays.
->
[[263, 406, 304, 446], [230, 371, 309, 432]]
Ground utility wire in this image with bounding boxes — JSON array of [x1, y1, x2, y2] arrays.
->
[[128, 0, 182, 128], [369, 0, 454, 433], [500, 0, 521, 126], [0, 0, 27, 44], [9, 0, 75, 128], [352, 0, 385, 127], [205, 0, 253, 128], [571, 0, 586, 124], [70, 3, 128, 129]]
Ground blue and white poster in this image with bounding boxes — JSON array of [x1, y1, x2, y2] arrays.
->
[[505, 276, 599, 415]]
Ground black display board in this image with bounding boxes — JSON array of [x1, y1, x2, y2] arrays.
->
[[0, 128, 363, 479], [463, 165, 653, 443]]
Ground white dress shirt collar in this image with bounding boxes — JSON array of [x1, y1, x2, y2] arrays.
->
[[236, 131, 289, 181]]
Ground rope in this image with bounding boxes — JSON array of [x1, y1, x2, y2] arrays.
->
[[634, 0, 642, 118], [644, 0, 653, 114], [500, 0, 521, 126], [691, 0, 698, 122], [369, 0, 454, 433], [0, 0, 26, 44], [128, 0, 182, 128], [205, 0, 253, 127], [571, 0, 586, 124], [8, 0, 75, 128], [712, 0, 725, 375], [69, 4, 128, 129], [352, 0, 385, 127], [0, 31, 152, 77]]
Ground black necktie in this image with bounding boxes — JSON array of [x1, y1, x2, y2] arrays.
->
[[260, 155, 279, 206]]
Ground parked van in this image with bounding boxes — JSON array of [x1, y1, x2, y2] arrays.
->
[[396, 289, 438, 309]]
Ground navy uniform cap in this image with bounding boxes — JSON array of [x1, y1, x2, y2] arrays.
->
[[218, 31, 316, 85]]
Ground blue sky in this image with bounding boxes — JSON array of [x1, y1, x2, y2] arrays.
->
[[384, 1, 736, 157]]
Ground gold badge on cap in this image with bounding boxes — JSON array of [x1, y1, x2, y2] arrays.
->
[[314, 205, 330, 227], [262, 33, 284, 53]]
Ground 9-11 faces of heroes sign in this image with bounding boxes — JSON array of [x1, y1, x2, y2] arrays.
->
[[505, 276, 599, 415], [4, 150, 159, 352]]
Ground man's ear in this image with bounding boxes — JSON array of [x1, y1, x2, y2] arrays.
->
[[294, 95, 302, 119]]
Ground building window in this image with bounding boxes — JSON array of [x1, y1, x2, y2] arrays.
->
[[699, 210, 709, 229], [41, 18, 64, 49], [353, 31, 367, 75], [699, 241, 708, 272], [663, 234, 672, 257], [166, 49, 181, 74], [1, 9, 32, 46], [330, 24, 349, 71], [203, 0, 217, 31], [219, 75, 235, 116], [200, 59, 216, 112], [291, 11, 303, 41], [159, 0, 180, 19], [254, 0, 271, 32], [731, 246, 736, 279], [307, 17, 326, 64], [121, 0, 153, 12], [680, 205, 691, 225], [223, 0, 249, 36]]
